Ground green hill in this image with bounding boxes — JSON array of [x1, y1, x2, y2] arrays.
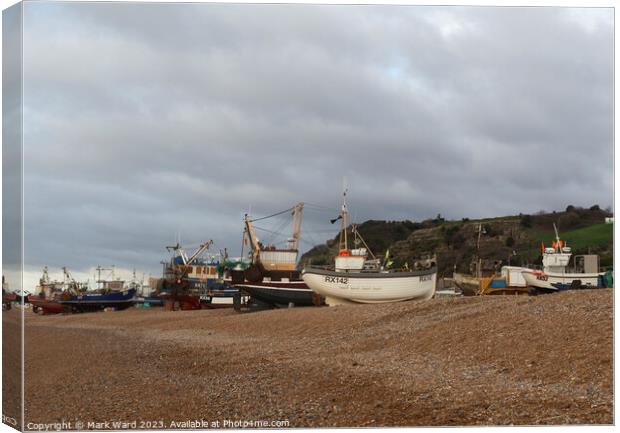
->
[[300, 206, 613, 275]]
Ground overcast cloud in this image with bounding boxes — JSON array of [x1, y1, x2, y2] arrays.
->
[[5, 3, 614, 289]]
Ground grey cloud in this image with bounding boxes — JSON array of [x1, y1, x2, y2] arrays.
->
[[12, 3, 613, 281]]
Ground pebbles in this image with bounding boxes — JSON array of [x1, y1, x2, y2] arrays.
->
[[14, 289, 614, 427]]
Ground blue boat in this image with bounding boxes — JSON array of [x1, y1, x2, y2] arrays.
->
[[59, 266, 136, 312], [60, 287, 137, 312]]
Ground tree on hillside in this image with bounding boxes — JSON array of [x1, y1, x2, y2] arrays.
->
[[520, 214, 532, 228]]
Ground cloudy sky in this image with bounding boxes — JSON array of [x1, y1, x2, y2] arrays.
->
[[4, 2, 614, 289]]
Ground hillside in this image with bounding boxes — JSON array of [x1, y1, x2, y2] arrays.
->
[[300, 205, 613, 276]]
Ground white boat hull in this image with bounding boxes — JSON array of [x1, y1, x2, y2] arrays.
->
[[522, 269, 602, 292], [301, 267, 436, 305]]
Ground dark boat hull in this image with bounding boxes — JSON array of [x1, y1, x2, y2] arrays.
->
[[60, 288, 136, 312], [138, 296, 165, 306], [159, 293, 202, 310], [235, 282, 316, 307]]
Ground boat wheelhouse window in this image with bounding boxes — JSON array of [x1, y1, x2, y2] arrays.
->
[[187, 266, 193, 274], [196, 267, 202, 275]]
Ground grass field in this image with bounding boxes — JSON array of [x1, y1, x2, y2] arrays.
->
[[526, 223, 613, 252]]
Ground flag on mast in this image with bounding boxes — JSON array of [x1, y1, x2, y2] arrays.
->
[[330, 215, 343, 224]]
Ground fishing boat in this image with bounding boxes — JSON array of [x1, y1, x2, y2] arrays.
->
[[61, 287, 137, 312], [521, 224, 610, 294], [28, 267, 72, 314], [159, 241, 239, 310], [58, 266, 136, 312], [230, 202, 318, 308], [302, 190, 437, 305]]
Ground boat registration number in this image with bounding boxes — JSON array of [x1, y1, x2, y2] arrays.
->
[[536, 275, 548, 281], [325, 276, 349, 284], [420, 275, 432, 282]]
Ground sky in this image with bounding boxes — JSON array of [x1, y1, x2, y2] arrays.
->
[[2, 2, 614, 290]]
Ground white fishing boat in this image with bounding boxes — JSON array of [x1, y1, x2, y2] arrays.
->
[[302, 189, 437, 305], [521, 223, 606, 293]]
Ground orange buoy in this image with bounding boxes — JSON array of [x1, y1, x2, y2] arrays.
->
[[338, 250, 350, 257]]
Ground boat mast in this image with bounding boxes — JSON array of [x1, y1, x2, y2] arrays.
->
[[96, 265, 111, 290], [351, 224, 376, 260], [243, 213, 260, 254], [41, 266, 50, 285], [186, 240, 213, 265], [475, 223, 484, 278], [339, 189, 349, 251], [290, 202, 305, 251], [552, 223, 562, 252]]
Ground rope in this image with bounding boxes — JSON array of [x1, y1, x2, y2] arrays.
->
[[248, 206, 294, 222], [304, 203, 339, 213]]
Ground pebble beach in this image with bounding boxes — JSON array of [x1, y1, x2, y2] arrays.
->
[[4, 289, 613, 428]]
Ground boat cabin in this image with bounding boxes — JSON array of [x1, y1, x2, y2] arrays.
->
[[335, 248, 368, 272]]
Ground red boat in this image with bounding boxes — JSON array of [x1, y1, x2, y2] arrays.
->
[[29, 267, 72, 314], [28, 294, 65, 314], [2, 290, 16, 311]]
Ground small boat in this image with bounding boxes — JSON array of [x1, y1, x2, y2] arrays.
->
[[452, 223, 505, 296], [230, 203, 318, 308], [135, 295, 165, 307], [302, 190, 437, 305], [477, 266, 530, 296], [521, 224, 610, 294], [453, 272, 483, 296]]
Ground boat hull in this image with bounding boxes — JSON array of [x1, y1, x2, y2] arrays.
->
[[233, 281, 316, 307], [28, 296, 64, 314], [522, 270, 603, 293], [59, 288, 137, 312], [452, 273, 481, 296], [3, 292, 17, 310], [199, 288, 239, 309], [302, 267, 437, 305], [136, 296, 165, 306]]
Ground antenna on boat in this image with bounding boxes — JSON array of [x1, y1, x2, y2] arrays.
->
[[338, 186, 349, 251]]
